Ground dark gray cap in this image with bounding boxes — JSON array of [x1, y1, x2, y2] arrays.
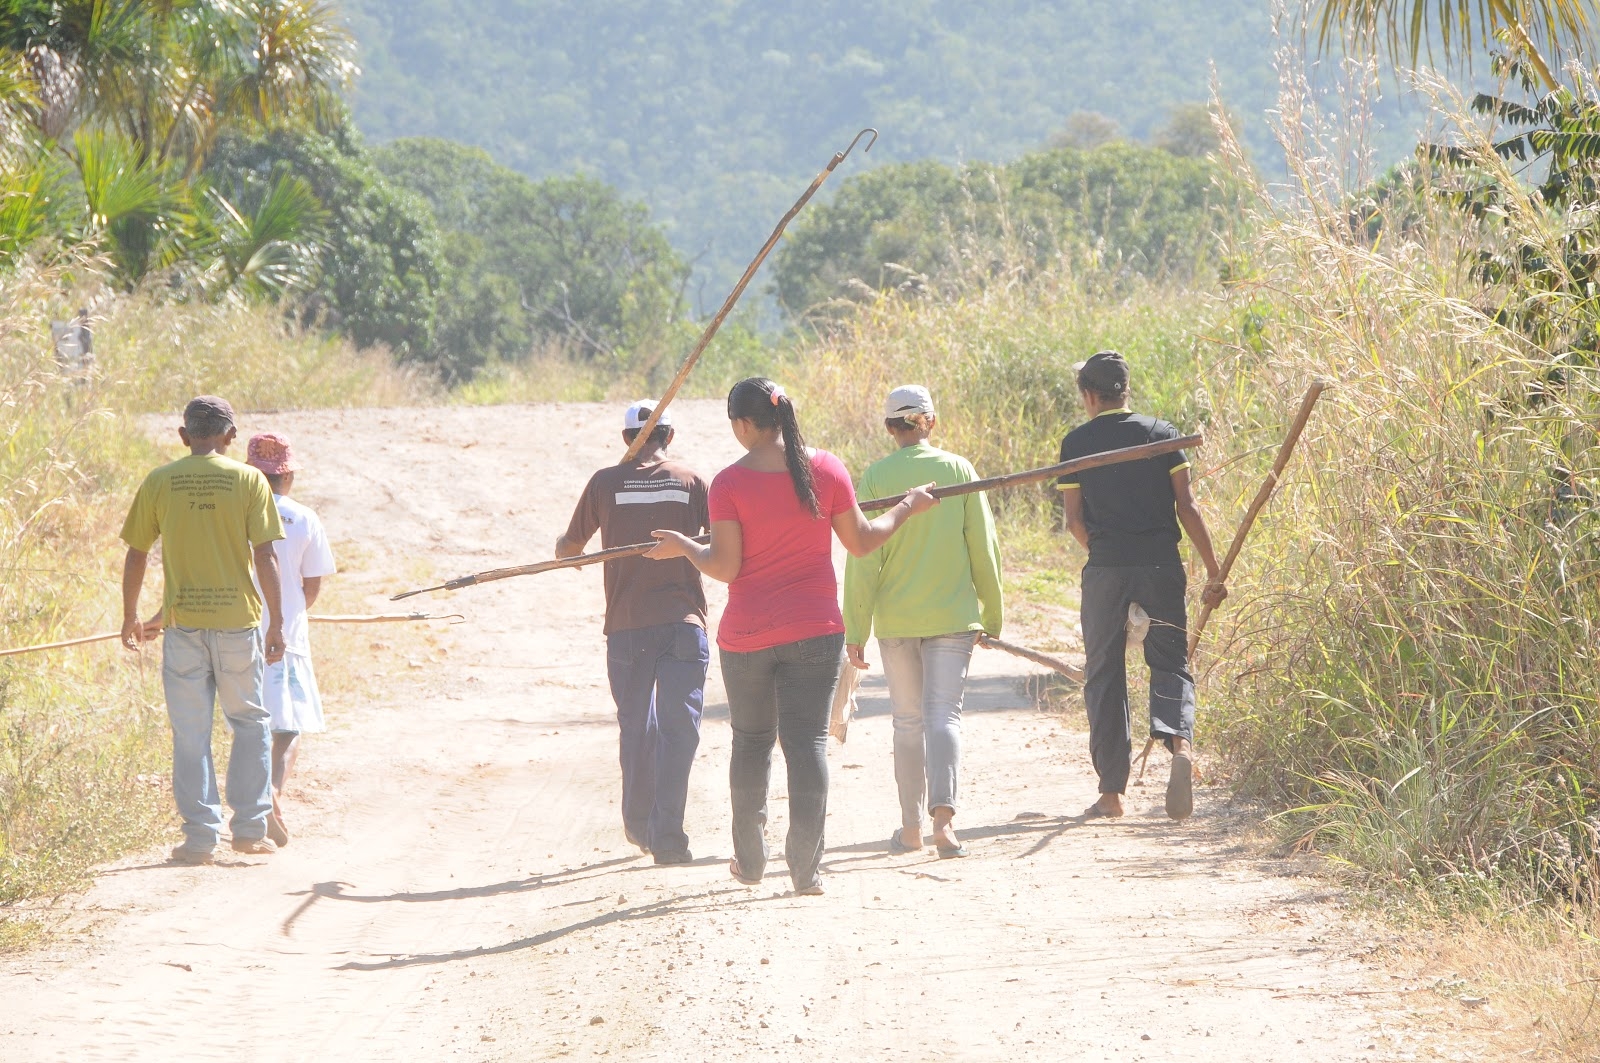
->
[[183, 395, 236, 435], [1074, 351, 1129, 396]]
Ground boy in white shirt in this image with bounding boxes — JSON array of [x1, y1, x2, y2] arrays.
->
[[246, 433, 337, 847]]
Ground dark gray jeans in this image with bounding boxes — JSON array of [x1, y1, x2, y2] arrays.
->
[[719, 632, 845, 891], [1080, 564, 1196, 795]]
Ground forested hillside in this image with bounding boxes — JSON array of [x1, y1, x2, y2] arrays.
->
[[341, 0, 1419, 303]]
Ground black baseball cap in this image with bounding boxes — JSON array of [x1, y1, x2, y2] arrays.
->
[[1074, 351, 1129, 396]]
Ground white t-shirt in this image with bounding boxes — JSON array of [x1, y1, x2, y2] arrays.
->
[[256, 494, 337, 655]]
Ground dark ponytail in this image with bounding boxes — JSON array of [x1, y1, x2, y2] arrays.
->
[[727, 377, 819, 517]]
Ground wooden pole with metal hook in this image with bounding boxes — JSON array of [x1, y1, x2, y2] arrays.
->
[[620, 127, 879, 463], [390, 435, 1200, 601]]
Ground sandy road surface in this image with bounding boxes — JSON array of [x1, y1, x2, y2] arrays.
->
[[2, 401, 1468, 1061]]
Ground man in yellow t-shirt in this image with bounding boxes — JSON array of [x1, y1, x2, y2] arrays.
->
[[120, 395, 287, 865]]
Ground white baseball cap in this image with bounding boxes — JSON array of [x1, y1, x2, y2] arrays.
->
[[623, 400, 672, 431], [884, 384, 935, 419]]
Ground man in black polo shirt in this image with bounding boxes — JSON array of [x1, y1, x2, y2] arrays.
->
[[1057, 351, 1227, 821]]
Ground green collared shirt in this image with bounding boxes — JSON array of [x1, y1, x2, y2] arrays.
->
[[843, 442, 1004, 643]]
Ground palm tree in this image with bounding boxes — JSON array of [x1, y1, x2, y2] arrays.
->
[[198, 169, 325, 299], [1315, 0, 1596, 91], [0, 0, 355, 169], [71, 127, 189, 285]]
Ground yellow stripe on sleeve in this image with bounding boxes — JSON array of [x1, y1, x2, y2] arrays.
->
[[1168, 462, 1191, 475], [1055, 482, 1081, 491]]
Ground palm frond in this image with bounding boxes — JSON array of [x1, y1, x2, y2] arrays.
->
[[1314, 0, 1594, 88]]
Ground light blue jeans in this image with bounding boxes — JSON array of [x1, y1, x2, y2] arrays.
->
[[162, 625, 272, 852], [878, 632, 977, 831]]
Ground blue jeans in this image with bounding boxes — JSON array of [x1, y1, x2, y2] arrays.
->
[[161, 625, 272, 852], [878, 632, 977, 831], [605, 622, 709, 855], [719, 632, 845, 891]]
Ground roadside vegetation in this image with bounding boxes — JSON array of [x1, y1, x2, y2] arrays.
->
[[7, 3, 1600, 1054]]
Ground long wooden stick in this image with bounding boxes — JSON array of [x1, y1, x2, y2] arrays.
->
[[978, 635, 1084, 682], [306, 613, 467, 625], [0, 614, 465, 659], [1187, 382, 1326, 658], [620, 128, 878, 463], [391, 535, 713, 600], [392, 434, 1201, 601], [0, 631, 120, 658], [856, 434, 1200, 511]]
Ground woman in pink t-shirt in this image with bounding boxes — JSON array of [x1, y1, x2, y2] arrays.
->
[[648, 377, 936, 895]]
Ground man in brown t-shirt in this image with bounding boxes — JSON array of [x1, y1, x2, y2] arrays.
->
[[557, 401, 711, 865]]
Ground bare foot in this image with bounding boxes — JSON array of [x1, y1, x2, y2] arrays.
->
[[1086, 794, 1124, 818], [898, 826, 923, 851], [794, 882, 824, 896], [931, 808, 958, 851]]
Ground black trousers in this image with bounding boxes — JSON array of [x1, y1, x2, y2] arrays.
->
[[1080, 563, 1196, 795]]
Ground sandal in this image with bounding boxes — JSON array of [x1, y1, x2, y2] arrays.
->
[[887, 828, 921, 855], [1166, 753, 1194, 821], [729, 857, 761, 886]]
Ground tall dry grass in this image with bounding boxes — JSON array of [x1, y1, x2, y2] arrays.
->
[[1198, 60, 1600, 903], [1191, 58, 1600, 1060], [0, 267, 432, 939]]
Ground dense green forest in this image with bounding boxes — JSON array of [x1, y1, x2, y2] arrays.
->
[[341, 0, 1423, 303]]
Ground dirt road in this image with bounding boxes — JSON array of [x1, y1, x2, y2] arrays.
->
[[2, 401, 1464, 1061]]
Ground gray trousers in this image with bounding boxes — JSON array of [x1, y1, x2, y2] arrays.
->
[[1080, 564, 1196, 795], [878, 632, 976, 830], [719, 633, 845, 891]]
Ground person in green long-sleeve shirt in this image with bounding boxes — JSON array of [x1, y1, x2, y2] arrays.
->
[[844, 385, 1004, 859]]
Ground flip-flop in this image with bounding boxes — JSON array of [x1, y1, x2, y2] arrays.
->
[[265, 810, 289, 848], [1081, 803, 1122, 819], [936, 843, 968, 859], [887, 829, 920, 855], [1166, 753, 1194, 821], [729, 857, 761, 886]]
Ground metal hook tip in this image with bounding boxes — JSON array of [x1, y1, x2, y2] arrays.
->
[[847, 127, 879, 156]]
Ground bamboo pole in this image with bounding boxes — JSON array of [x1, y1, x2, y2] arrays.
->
[[1132, 381, 1326, 782], [1187, 382, 1326, 658], [392, 434, 1201, 601], [977, 635, 1084, 682], [306, 613, 466, 625], [0, 631, 120, 658], [0, 613, 465, 659], [855, 434, 1200, 512], [620, 128, 878, 464]]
